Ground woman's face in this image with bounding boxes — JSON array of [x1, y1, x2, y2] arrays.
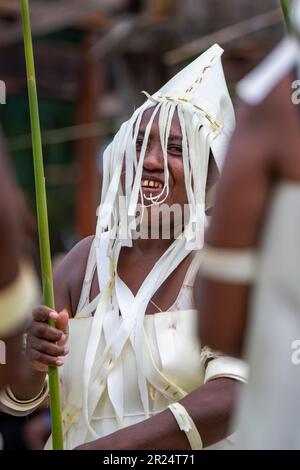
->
[[119, 106, 218, 229], [136, 107, 188, 209]]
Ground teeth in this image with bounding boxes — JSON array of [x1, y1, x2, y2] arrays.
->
[[141, 179, 163, 189]]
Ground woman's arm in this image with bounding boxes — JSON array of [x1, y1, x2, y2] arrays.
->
[[75, 378, 239, 450]]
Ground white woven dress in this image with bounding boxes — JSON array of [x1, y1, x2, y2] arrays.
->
[[44, 237, 241, 450]]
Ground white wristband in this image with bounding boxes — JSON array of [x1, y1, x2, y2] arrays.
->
[[168, 402, 203, 450], [0, 378, 49, 416]]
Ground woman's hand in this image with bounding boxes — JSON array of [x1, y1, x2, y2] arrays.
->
[[27, 306, 69, 372]]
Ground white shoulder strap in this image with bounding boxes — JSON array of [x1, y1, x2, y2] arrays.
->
[[76, 240, 97, 317]]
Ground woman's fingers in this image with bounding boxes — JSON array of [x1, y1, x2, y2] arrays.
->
[[30, 336, 69, 358], [33, 305, 58, 323], [29, 349, 65, 370], [27, 337, 69, 371], [27, 305, 70, 372], [55, 309, 69, 334], [30, 322, 63, 342], [57, 333, 68, 347], [31, 306, 69, 341], [56, 309, 69, 345]]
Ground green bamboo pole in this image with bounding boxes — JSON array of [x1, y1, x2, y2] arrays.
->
[[20, 0, 64, 450], [280, 0, 292, 33]]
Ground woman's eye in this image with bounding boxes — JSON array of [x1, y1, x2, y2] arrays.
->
[[168, 146, 182, 155], [136, 140, 143, 149]]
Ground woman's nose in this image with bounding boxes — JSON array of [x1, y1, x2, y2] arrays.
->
[[143, 145, 164, 171]]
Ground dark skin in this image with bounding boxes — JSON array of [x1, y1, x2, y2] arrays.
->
[[0, 132, 30, 390], [196, 72, 300, 358], [10, 108, 239, 449], [0, 134, 20, 291]]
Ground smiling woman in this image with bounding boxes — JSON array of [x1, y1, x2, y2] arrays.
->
[[1, 44, 247, 451]]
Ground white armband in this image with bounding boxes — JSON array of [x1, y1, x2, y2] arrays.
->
[[201, 245, 258, 284], [204, 356, 248, 384]]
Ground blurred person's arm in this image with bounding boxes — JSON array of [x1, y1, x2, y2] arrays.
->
[[0, 132, 20, 288], [195, 76, 292, 357], [0, 131, 39, 390], [1, 237, 93, 412]]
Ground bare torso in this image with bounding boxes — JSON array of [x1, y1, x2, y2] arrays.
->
[[56, 235, 194, 318]]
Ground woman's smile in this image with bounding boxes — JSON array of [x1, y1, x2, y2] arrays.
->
[[141, 175, 165, 199]]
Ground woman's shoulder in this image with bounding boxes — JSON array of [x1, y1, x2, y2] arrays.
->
[[54, 236, 95, 317], [68, 235, 95, 263]]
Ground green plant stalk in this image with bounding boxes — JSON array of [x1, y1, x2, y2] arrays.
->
[[280, 0, 292, 33], [20, 0, 63, 450]]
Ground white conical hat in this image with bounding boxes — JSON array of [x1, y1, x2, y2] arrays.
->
[[147, 43, 235, 169]]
